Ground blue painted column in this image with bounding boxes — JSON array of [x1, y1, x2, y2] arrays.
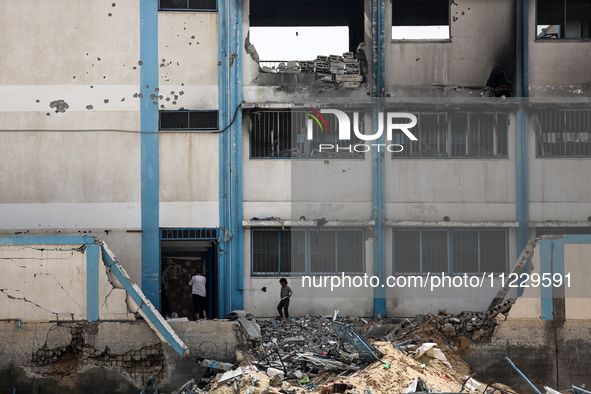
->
[[229, 0, 244, 311], [87, 243, 100, 322], [372, 0, 386, 318], [140, 0, 160, 310], [218, 0, 244, 317], [516, 0, 530, 286]]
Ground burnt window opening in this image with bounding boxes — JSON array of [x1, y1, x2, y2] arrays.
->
[[537, 0, 591, 39], [249, 0, 364, 61], [249, 110, 365, 159], [159, 110, 218, 130], [392, 0, 450, 40], [392, 112, 509, 159], [159, 0, 217, 11], [535, 109, 591, 157]]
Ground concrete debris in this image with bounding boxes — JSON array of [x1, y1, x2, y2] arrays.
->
[[260, 49, 366, 89]]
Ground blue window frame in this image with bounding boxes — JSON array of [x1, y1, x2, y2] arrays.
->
[[159, 110, 218, 131], [393, 228, 508, 274], [251, 228, 365, 275], [159, 0, 217, 12]]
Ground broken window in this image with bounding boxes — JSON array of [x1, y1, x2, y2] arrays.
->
[[248, 0, 366, 84], [159, 110, 218, 130], [393, 229, 508, 274], [537, 0, 591, 38], [252, 228, 364, 275], [249, 110, 364, 159], [159, 0, 217, 11], [535, 109, 591, 157], [393, 112, 509, 158], [392, 0, 450, 40]]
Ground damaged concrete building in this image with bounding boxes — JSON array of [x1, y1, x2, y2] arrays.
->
[[1, 0, 591, 391], [2, 0, 590, 318]]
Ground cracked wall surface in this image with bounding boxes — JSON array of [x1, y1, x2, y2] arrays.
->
[[0, 244, 135, 321]]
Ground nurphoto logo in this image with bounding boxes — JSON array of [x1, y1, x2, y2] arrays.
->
[[306, 108, 418, 153]]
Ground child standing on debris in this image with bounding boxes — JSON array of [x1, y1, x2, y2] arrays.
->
[[277, 278, 292, 319]]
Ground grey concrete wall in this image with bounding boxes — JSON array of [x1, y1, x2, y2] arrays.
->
[[386, 0, 515, 95], [0, 320, 243, 393]]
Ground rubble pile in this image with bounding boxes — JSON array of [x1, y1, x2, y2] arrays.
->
[[259, 315, 347, 355], [260, 46, 367, 89]]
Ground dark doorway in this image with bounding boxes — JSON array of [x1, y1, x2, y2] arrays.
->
[[160, 228, 219, 320]]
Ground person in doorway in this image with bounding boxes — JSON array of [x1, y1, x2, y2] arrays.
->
[[188, 270, 207, 320], [277, 278, 292, 319]]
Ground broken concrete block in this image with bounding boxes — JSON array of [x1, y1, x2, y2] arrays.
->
[[365, 324, 389, 338]]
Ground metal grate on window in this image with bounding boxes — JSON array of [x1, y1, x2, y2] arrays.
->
[[159, 0, 217, 11], [536, 109, 591, 157], [249, 110, 364, 159], [160, 110, 218, 130], [393, 112, 508, 158], [252, 228, 364, 275], [161, 228, 218, 240], [393, 228, 507, 274]]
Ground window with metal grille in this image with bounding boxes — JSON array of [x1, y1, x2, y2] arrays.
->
[[393, 112, 509, 158], [159, 0, 217, 11], [159, 110, 218, 130], [393, 228, 508, 274], [249, 110, 364, 159], [252, 228, 364, 275], [537, 0, 591, 39], [392, 0, 450, 40], [535, 109, 591, 157]]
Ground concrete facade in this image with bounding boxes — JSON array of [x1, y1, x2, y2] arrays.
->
[[0, 0, 590, 320]]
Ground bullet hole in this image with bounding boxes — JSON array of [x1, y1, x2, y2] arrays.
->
[[155, 88, 159, 92], [261, 287, 267, 292], [108, 13, 112, 16], [183, 28, 186, 30], [36, 99, 40, 103], [121, 98, 125, 102], [133, 93, 138, 98], [191, 35, 195, 39], [150, 94, 156, 99], [179, 91, 184, 95], [159, 95, 163, 99], [174, 95, 178, 100], [160, 64, 165, 67], [86, 105, 94, 110], [166, 97, 170, 101], [104, 99, 109, 104], [103, 76, 106, 79], [138, 60, 143, 65], [133, 66, 137, 70], [162, 58, 165, 62], [416, 58, 420, 61], [172, 101, 176, 105], [112, 3, 116, 6], [46, 113, 50, 116], [170, 91, 175, 95], [189, 43, 191, 45], [138, 93, 143, 98], [177, 62, 179, 66], [90, 86, 94, 88], [146, 85, 149, 88], [73, 76, 76, 79], [443, 216, 450, 221], [86, 53, 89, 55], [160, 105, 165, 108], [97, 57, 101, 61], [196, 42, 199, 45], [92, 64, 95, 66], [181, 83, 184, 86], [462, 12, 464, 15], [153, 101, 157, 105], [49, 100, 69, 113]]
